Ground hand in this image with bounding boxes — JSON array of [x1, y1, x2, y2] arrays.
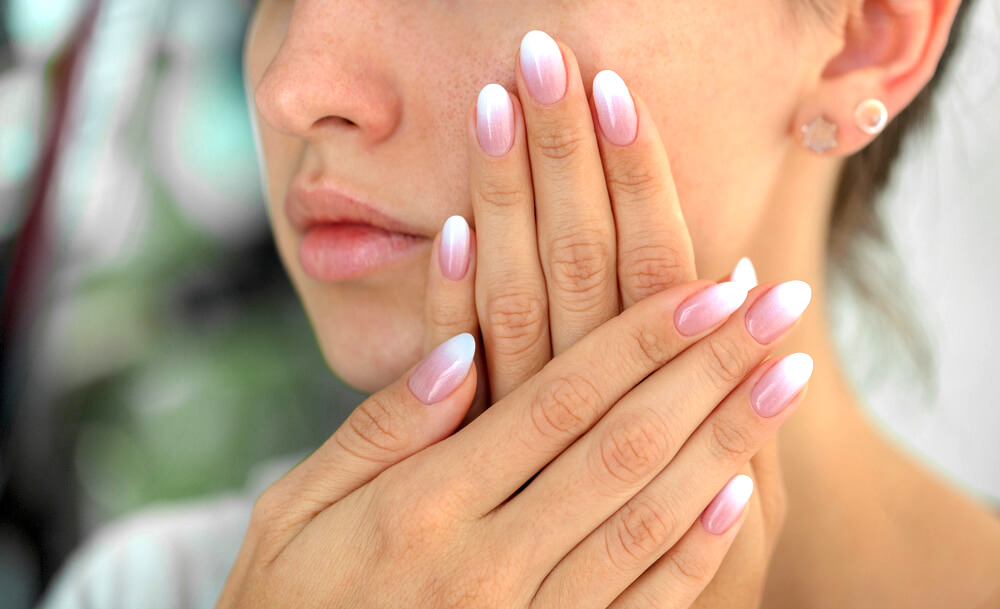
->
[[456, 30, 797, 607], [217, 264, 811, 607]]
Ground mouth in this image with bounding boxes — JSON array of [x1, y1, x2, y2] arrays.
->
[[285, 181, 429, 282]]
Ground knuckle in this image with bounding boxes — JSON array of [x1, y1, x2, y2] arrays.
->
[[708, 417, 755, 462], [606, 164, 667, 202], [531, 372, 604, 440], [476, 176, 529, 211], [624, 322, 673, 371], [427, 300, 474, 335], [666, 544, 717, 587], [482, 288, 548, 358], [702, 333, 753, 388], [247, 484, 309, 561], [609, 495, 676, 566], [249, 486, 289, 532], [339, 395, 411, 462], [546, 231, 614, 306], [594, 411, 670, 489], [620, 243, 690, 299], [532, 124, 589, 162]]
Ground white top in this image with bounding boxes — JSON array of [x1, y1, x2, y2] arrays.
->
[[35, 455, 302, 609]]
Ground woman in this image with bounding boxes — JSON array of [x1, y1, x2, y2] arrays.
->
[[43, 0, 1000, 607]]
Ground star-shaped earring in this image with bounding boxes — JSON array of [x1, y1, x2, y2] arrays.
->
[[801, 116, 838, 154]]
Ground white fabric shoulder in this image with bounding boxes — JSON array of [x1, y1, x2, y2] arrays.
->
[[35, 454, 305, 609]]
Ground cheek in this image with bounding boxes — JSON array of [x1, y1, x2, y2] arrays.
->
[[585, 2, 803, 271]]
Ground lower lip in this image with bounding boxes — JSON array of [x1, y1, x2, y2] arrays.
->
[[298, 223, 427, 281]]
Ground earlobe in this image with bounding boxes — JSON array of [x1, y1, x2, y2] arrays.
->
[[790, 0, 963, 156]]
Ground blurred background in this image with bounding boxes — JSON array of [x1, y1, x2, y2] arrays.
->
[[0, 0, 997, 608]]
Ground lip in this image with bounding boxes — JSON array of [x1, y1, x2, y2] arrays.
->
[[285, 181, 426, 236], [285, 180, 429, 282]]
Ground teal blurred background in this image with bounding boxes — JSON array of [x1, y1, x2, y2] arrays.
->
[[0, 1, 364, 606], [1, 1, 998, 608]]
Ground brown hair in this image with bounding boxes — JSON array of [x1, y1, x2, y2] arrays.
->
[[821, 0, 976, 389]]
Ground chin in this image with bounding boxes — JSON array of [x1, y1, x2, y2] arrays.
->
[[308, 294, 426, 395]]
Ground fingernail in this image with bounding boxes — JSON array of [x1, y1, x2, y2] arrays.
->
[[439, 216, 471, 281], [519, 30, 567, 105], [730, 257, 758, 289], [701, 474, 754, 535], [751, 353, 813, 418], [674, 282, 749, 336], [477, 84, 515, 158], [593, 70, 638, 146], [407, 333, 477, 405], [744, 280, 811, 344]]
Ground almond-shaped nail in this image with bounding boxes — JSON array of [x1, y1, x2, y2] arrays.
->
[[751, 353, 813, 417], [439, 215, 470, 281], [701, 474, 754, 535], [674, 282, 749, 336], [519, 30, 567, 105], [730, 257, 758, 289], [477, 83, 514, 157], [593, 70, 638, 146], [407, 333, 476, 405], [744, 280, 811, 344]]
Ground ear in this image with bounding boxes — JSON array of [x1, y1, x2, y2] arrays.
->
[[793, 0, 964, 156]]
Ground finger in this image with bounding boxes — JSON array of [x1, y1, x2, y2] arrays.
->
[[689, 462, 769, 609], [517, 31, 619, 355], [713, 256, 758, 286], [421, 217, 491, 430], [469, 82, 552, 402], [589, 70, 697, 309], [729, 256, 758, 291], [527, 352, 810, 608], [605, 475, 754, 609], [410, 279, 749, 516], [749, 435, 786, 551], [254, 333, 478, 547], [493, 281, 811, 568], [423, 216, 479, 355]]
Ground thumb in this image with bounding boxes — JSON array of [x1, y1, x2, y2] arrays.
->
[[264, 333, 478, 535]]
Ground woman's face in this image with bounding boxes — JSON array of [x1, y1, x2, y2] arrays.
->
[[244, 1, 829, 393]]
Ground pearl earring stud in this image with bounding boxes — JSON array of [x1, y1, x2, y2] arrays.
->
[[854, 98, 888, 135]]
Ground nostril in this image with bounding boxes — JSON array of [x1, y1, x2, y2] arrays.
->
[[315, 115, 358, 129]]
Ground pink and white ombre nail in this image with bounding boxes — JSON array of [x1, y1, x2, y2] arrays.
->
[[519, 30, 567, 105], [730, 257, 758, 290], [701, 474, 754, 535], [407, 333, 476, 405], [477, 83, 514, 158], [439, 215, 470, 281], [593, 70, 638, 146], [744, 280, 812, 344], [674, 282, 750, 336], [751, 353, 813, 418]]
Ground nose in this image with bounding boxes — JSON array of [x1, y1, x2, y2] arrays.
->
[[253, 3, 401, 145]]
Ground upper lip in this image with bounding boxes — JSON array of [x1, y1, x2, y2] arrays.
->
[[285, 179, 425, 237]]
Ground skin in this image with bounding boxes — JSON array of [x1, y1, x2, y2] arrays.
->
[[240, 0, 1000, 606]]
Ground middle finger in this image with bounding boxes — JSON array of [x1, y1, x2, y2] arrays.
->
[[518, 30, 619, 355]]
